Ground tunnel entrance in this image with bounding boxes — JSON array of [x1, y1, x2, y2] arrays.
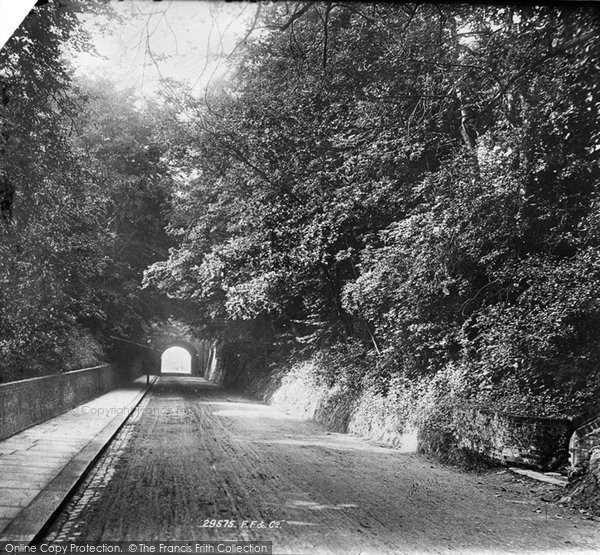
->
[[150, 324, 218, 380], [161, 346, 193, 375]]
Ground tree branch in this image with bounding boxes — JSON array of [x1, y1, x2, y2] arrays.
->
[[281, 2, 314, 32]]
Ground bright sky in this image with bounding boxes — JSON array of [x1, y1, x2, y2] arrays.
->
[[77, 0, 257, 99], [0, 0, 35, 51], [75, 0, 257, 96], [1, 0, 256, 99]]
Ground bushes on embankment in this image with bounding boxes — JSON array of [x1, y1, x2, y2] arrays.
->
[[227, 342, 584, 470], [228, 344, 457, 458]]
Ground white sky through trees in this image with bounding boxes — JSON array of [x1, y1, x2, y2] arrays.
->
[[76, 0, 255, 100], [0, 0, 36, 50]]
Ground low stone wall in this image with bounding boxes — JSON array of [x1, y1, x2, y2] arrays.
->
[[452, 408, 573, 470], [0, 364, 130, 441]]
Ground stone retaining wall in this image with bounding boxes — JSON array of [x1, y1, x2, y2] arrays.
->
[[453, 408, 573, 470], [0, 364, 131, 441]]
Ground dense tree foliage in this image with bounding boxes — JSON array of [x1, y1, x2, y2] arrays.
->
[[146, 3, 600, 416], [2, 1, 599, 420], [0, 2, 175, 380]]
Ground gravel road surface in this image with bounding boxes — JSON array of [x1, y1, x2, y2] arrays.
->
[[40, 376, 600, 554]]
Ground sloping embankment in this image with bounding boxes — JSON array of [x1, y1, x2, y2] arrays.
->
[[240, 359, 419, 452], [237, 358, 575, 470]]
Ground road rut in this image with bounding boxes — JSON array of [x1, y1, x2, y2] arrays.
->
[[40, 376, 600, 554]]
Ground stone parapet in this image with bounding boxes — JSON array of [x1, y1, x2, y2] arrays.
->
[[0, 364, 129, 441]]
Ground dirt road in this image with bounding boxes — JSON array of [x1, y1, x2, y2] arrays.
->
[[41, 376, 600, 554]]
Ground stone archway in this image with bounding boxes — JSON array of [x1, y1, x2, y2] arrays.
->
[[153, 339, 202, 376], [148, 321, 220, 382]]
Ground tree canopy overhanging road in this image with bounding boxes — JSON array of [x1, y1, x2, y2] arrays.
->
[[2, 1, 600, 547]]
